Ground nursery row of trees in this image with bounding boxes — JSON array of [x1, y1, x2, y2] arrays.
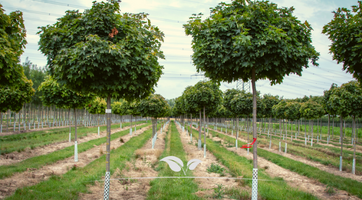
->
[[1, 1, 172, 198]]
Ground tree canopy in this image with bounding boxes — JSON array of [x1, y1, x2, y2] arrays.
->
[[86, 97, 107, 114], [299, 100, 325, 120], [183, 80, 222, 115], [37, 1, 165, 100], [0, 5, 27, 87], [230, 91, 262, 117], [183, 0, 319, 84], [322, 1, 362, 83], [0, 75, 35, 112], [38, 76, 94, 109], [262, 94, 280, 117], [22, 57, 47, 105], [327, 81, 362, 118], [138, 94, 170, 118]]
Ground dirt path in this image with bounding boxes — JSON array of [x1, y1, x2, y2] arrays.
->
[[0, 125, 151, 199], [79, 124, 169, 200], [209, 128, 361, 200], [0, 123, 146, 166], [180, 125, 247, 199]]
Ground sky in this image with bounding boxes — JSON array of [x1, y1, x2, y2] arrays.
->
[[1, 0, 358, 100]]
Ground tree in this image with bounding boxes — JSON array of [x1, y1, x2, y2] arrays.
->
[[38, 76, 94, 162], [0, 5, 27, 87], [327, 81, 362, 173], [22, 57, 47, 105], [262, 94, 280, 134], [322, 1, 362, 83], [0, 76, 35, 112], [284, 101, 302, 138], [230, 91, 262, 144], [87, 97, 107, 130], [299, 100, 324, 146], [37, 1, 164, 197], [322, 83, 338, 143], [183, 80, 222, 150], [184, 1, 319, 196], [138, 94, 170, 148]]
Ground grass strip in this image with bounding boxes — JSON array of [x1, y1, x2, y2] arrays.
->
[[147, 121, 200, 200], [0, 123, 151, 179], [188, 128, 318, 200], [206, 128, 362, 198], [5, 122, 165, 200], [0, 121, 146, 155]]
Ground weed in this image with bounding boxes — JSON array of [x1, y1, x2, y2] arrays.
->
[[224, 187, 250, 199], [207, 163, 225, 176], [71, 164, 77, 170], [212, 184, 224, 199], [325, 185, 335, 195], [120, 138, 124, 143]]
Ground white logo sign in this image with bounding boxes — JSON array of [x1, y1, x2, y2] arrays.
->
[[160, 156, 202, 175]]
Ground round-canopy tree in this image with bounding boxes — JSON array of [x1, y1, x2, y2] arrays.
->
[[323, 2, 362, 83], [299, 100, 324, 146], [183, 80, 222, 150], [121, 100, 141, 133], [262, 94, 280, 134], [322, 83, 338, 143], [37, 1, 164, 196], [38, 76, 94, 161], [327, 81, 362, 173], [0, 75, 35, 128], [184, 1, 319, 196], [284, 101, 302, 138], [86, 97, 106, 132], [138, 94, 170, 148], [230, 91, 262, 144], [0, 5, 27, 87]]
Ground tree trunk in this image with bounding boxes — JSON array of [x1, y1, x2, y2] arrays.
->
[[327, 114, 330, 143], [311, 120, 314, 146], [340, 116, 343, 171], [198, 110, 202, 150], [251, 66, 258, 180], [203, 106, 206, 143], [74, 108, 78, 162], [332, 116, 335, 139]]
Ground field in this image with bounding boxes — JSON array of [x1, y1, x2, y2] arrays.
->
[[0, 119, 361, 200]]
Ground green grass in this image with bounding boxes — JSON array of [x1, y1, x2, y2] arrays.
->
[[5, 122, 165, 200], [0, 121, 145, 155], [206, 128, 362, 199], [147, 121, 200, 200], [189, 128, 318, 200], [0, 123, 151, 179]]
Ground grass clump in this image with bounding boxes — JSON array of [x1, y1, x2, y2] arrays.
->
[[207, 163, 226, 176]]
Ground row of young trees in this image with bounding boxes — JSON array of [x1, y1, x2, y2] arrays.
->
[[180, 0, 362, 197], [2, 1, 171, 198]]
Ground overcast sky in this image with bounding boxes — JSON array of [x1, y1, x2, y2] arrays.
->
[[1, 0, 358, 100]]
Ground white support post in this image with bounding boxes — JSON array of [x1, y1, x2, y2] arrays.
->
[[252, 168, 258, 200], [74, 141, 78, 162]]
